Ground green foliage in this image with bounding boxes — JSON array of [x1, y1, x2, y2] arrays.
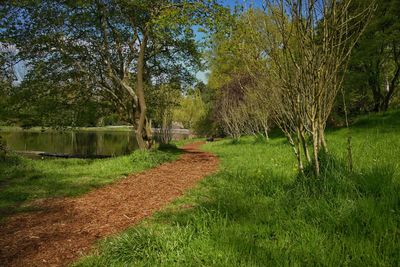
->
[[193, 82, 223, 136], [8, 68, 109, 127], [343, 0, 400, 113], [147, 83, 181, 127], [0, 45, 15, 125], [207, 8, 275, 91], [76, 110, 400, 266], [207, 10, 252, 90], [173, 88, 206, 130], [173, 82, 222, 137], [206, 9, 275, 139], [0, 0, 224, 130], [0, 146, 181, 219]]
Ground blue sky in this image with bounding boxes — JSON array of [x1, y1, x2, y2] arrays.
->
[[222, 0, 263, 9]]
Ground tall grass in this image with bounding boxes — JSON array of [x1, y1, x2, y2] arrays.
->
[[75, 110, 400, 266], [0, 146, 181, 218]]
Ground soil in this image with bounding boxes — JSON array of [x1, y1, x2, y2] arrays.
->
[[0, 142, 219, 267]]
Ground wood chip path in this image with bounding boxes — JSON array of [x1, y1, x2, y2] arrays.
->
[[0, 142, 218, 267]]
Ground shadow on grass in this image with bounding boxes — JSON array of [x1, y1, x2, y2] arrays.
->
[[0, 155, 108, 218], [327, 109, 400, 135], [0, 155, 47, 218], [352, 110, 400, 130], [0, 145, 183, 219], [78, 151, 400, 266]]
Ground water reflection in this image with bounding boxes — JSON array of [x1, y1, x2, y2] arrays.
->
[[1, 130, 138, 157]]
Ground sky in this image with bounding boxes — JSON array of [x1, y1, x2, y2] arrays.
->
[[222, 0, 264, 10]]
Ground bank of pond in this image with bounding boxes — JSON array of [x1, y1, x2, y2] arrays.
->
[[0, 127, 191, 159]]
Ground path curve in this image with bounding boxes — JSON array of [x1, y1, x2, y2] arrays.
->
[[0, 142, 218, 267]]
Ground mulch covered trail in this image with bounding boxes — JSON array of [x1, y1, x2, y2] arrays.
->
[[0, 142, 218, 267]]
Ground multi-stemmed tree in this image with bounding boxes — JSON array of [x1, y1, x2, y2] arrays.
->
[[245, 0, 374, 175], [209, 1, 374, 175]]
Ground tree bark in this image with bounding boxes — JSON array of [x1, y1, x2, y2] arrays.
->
[[382, 64, 400, 111], [312, 125, 320, 177], [135, 32, 149, 150], [287, 133, 303, 173], [264, 125, 269, 141], [369, 73, 383, 112], [318, 125, 328, 153], [299, 127, 311, 163]]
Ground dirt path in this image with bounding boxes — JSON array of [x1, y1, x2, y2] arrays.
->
[[0, 142, 218, 267]]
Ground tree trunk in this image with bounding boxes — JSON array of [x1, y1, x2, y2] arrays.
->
[[264, 125, 269, 141], [135, 33, 149, 150], [312, 125, 320, 177], [318, 125, 328, 153], [370, 77, 383, 112], [299, 128, 311, 163], [287, 133, 303, 173], [381, 64, 400, 111]]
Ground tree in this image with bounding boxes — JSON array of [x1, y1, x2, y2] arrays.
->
[[173, 88, 206, 130], [8, 62, 110, 128], [217, 75, 248, 140], [147, 82, 181, 144], [220, 1, 374, 175], [0, 44, 15, 124], [207, 9, 272, 139], [0, 44, 16, 157], [256, 0, 375, 175], [1, 0, 221, 149], [345, 0, 400, 112]]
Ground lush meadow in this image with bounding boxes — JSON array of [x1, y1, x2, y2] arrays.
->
[[76, 111, 400, 266]]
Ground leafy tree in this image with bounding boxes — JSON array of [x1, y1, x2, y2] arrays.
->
[[5, 59, 111, 128], [146, 81, 181, 144], [0, 44, 15, 125], [345, 0, 400, 112], [207, 9, 273, 139], [173, 87, 206, 130], [1, 0, 222, 149]]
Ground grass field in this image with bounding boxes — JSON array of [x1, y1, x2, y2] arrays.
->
[[75, 110, 400, 266], [0, 145, 181, 219]]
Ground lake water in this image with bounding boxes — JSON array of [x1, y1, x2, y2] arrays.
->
[[0, 130, 138, 158]]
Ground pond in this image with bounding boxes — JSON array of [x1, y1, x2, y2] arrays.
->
[[0, 130, 138, 158]]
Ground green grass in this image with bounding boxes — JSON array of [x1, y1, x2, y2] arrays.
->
[[0, 146, 181, 219], [75, 110, 400, 267], [172, 137, 205, 147]]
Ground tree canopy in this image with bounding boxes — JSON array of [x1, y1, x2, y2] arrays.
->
[[344, 0, 400, 112], [0, 0, 225, 148]]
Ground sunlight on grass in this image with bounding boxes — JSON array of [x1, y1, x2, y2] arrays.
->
[[75, 110, 400, 266]]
